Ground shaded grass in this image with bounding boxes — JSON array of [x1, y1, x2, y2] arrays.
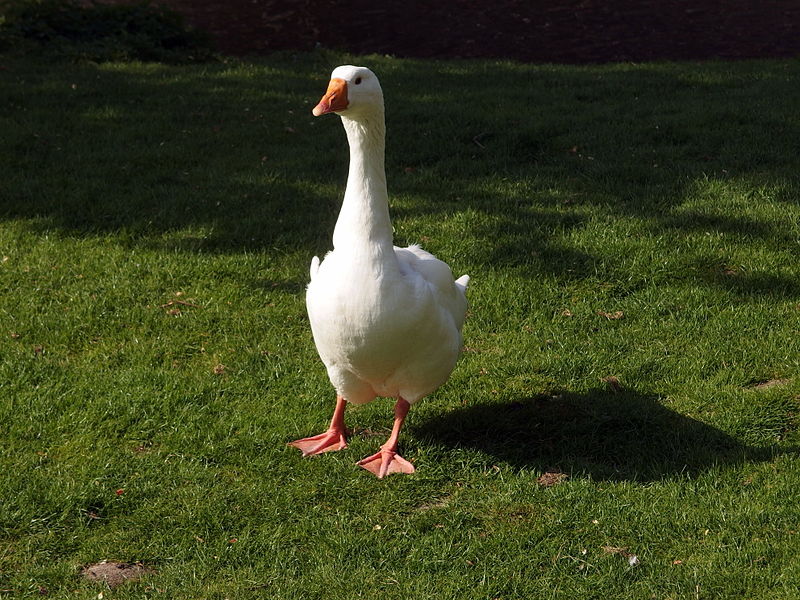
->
[[0, 51, 799, 598]]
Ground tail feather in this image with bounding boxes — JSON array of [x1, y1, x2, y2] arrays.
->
[[310, 256, 320, 281], [455, 274, 470, 293]]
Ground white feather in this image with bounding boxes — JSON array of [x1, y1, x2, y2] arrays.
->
[[309, 255, 320, 280]]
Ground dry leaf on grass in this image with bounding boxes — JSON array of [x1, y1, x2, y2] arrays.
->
[[537, 471, 568, 487], [601, 546, 640, 566], [602, 376, 623, 393], [722, 265, 739, 276], [161, 299, 200, 310], [597, 310, 624, 320]]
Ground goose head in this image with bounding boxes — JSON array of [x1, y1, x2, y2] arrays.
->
[[312, 65, 383, 119]]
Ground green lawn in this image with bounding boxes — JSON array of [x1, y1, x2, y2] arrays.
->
[[1, 51, 799, 599]]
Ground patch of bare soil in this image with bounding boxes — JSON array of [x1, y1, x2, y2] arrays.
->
[[748, 378, 791, 391], [81, 561, 153, 588]]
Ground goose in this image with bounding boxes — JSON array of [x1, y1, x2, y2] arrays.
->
[[289, 65, 469, 478]]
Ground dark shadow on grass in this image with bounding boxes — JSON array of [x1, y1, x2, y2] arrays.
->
[[415, 389, 791, 482], [705, 270, 800, 300], [658, 212, 779, 240], [0, 58, 343, 255]]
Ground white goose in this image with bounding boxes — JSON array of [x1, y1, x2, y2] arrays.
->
[[289, 65, 469, 478]]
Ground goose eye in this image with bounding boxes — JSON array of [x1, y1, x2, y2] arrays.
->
[[355, 77, 362, 85]]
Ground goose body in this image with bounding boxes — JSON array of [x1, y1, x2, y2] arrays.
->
[[290, 65, 469, 477], [308, 242, 468, 405]]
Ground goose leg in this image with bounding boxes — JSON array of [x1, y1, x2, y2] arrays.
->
[[289, 395, 348, 456], [357, 398, 416, 478]]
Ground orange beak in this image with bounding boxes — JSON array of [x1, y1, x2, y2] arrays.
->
[[312, 78, 348, 116]]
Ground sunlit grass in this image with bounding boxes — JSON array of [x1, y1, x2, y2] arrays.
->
[[1, 52, 798, 599]]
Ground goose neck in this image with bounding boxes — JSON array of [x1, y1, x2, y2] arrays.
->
[[332, 111, 393, 253]]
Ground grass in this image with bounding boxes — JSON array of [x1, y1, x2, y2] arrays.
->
[[0, 50, 798, 599]]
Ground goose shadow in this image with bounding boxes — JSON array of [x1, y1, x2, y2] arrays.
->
[[415, 389, 791, 482]]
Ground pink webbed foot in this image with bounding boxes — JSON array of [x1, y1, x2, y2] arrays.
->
[[288, 428, 348, 456], [357, 398, 416, 478], [289, 395, 348, 456], [357, 447, 415, 478]]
